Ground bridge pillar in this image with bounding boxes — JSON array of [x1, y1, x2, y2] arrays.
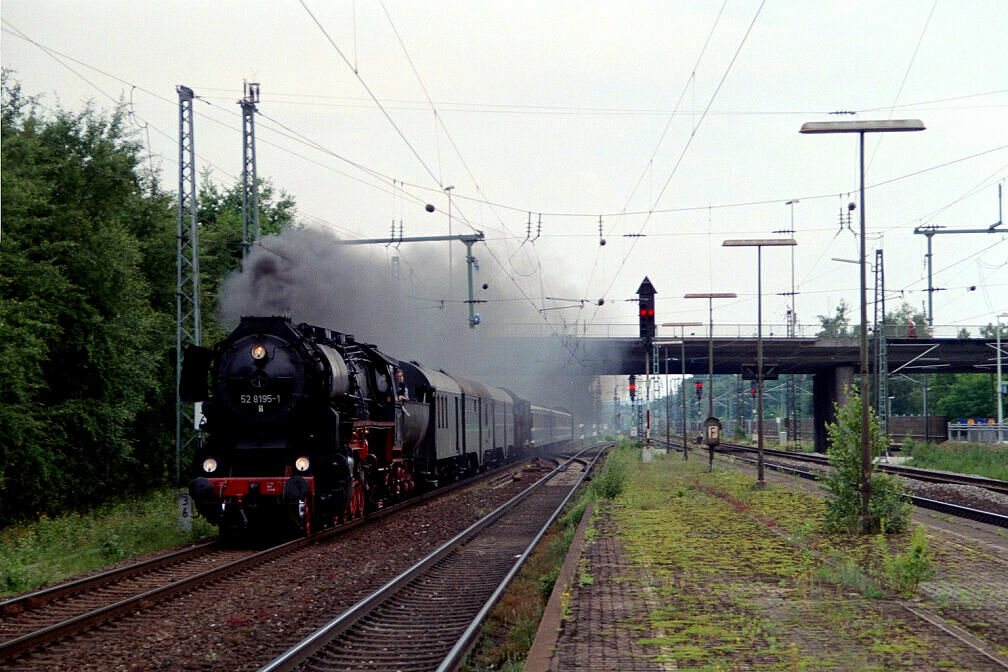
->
[[813, 366, 854, 452]]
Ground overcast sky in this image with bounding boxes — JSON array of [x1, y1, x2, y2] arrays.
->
[[4, 1, 1007, 350]]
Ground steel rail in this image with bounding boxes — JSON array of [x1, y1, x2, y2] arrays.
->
[[258, 443, 608, 672], [0, 538, 301, 660], [716, 447, 1008, 528], [1, 460, 530, 663], [0, 540, 217, 616], [720, 442, 1008, 496]]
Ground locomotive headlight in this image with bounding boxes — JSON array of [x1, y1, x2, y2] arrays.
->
[[294, 456, 310, 472], [250, 344, 267, 360], [202, 457, 218, 474]]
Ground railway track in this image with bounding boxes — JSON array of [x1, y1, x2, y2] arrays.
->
[[719, 443, 1008, 497], [0, 459, 536, 667], [709, 441, 1008, 527], [258, 444, 608, 672], [0, 539, 296, 663], [654, 438, 1008, 527]]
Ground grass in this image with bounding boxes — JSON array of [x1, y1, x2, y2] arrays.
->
[[900, 439, 1008, 480], [602, 449, 950, 669], [1, 488, 215, 596], [465, 442, 999, 670]]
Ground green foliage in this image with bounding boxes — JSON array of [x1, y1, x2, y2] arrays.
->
[[927, 372, 996, 419], [822, 389, 911, 534], [816, 299, 853, 337], [0, 489, 214, 595], [2, 73, 175, 522], [196, 171, 296, 342], [591, 448, 630, 500], [0, 74, 299, 525], [901, 439, 1008, 480], [880, 525, 936, 597]]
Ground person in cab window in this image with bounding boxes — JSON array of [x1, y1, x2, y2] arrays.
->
[[395, 368, 409, 402]]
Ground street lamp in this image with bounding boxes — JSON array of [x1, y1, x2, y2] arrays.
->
[[445, 185, 455, 302], [722, 238, 797, 486], [998, 313, 1008, 443], [684, 293, 737, 471], [801, 118, 925, 530], [662, 322, 702, 460]]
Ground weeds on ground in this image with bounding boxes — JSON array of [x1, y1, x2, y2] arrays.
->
[[879, 525, 936, 597], [600, 450, 944, 669], [901, 438, 1008, 480], [1, 489, 215, 595]]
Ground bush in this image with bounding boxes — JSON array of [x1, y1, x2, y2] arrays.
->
[[590, 447, 633, 500], [881, 525, 936, 596], [822, 389, 911, 534]]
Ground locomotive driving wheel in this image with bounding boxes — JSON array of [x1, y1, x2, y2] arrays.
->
[[347, 477, 365, 520]]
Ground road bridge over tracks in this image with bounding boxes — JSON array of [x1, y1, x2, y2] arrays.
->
[[565, 335, 1003, 451]]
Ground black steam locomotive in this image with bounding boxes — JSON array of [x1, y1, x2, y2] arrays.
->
[[180, 316, 572, 536]]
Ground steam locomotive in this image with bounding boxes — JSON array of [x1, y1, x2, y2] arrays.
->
[[180, 316, 572, 536]]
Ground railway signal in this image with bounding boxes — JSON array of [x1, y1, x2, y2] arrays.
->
[[637, 277, 656, 340], [628, 375, 637, 401], [695, 381, 703, 401]]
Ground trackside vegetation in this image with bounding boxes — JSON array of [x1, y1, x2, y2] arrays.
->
[[822, 390, 912, 534], [1, 72, 293, 527], [901, 438, 1008, 480], [1, 489, 215, 595], [513, 445, 978, 671]]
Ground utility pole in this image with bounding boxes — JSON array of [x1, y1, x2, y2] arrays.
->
[[778, 199, 800, 448], [240, 82, 261, 261], [338, 231, 485, 328], [912, 183, 1003, 444], [176, 85, 201, 529], [873, 249, 888, 442]]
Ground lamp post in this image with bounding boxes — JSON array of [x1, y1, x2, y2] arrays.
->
[[722, 239, 796, 487], [998, 313, 1008, 443], [801, 118, 925, 530], [663, 322, 702, 460], [683, 293, 737, 471], [445, 185, 454, 303]]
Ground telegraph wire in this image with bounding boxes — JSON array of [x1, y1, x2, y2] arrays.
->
[[298, 0, 444, 194], [591, 0, 768, 317]]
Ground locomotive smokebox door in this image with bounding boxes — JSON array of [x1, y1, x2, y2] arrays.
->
[[703, 416, 722, 447]]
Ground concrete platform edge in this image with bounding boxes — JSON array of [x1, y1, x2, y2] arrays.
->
[[523, 500, 595, 672]]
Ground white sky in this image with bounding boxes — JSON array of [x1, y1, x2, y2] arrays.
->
[[4, 1, 1007, 344]]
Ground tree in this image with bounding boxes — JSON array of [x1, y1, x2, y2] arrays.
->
[[822, 388, 911, 534], [927, 373, 994, 420], [195, 171, 297, 343], [882, 303, 931, 416], [1, 73, 173, 523], [817, 299, 853, 337], [883, 302, 930, 339]]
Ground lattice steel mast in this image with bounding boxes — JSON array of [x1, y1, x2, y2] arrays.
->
[[873, 249, 887, 437], [240, 82, 261, 260], [176, 86, 202, 487]]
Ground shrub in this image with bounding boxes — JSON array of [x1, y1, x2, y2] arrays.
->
[[591, 450, 629, 500], [822, 389, 911, 534], [882, 525, 936, 596]]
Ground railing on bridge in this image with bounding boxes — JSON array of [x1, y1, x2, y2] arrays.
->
[[948, 422, 1008, 444], [481, 322, 998, 340]]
